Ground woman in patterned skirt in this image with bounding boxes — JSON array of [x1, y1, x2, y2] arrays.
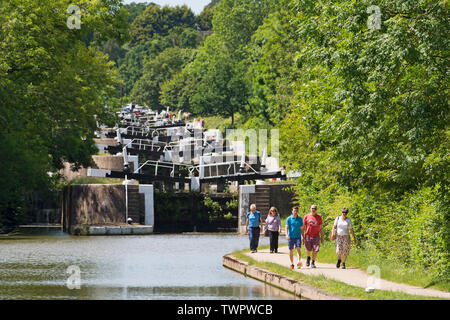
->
[[332, 207, 357, 269]]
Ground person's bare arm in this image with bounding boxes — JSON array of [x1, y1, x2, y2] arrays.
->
[[350, 228, 357, 245], [245, 218, 249, 234], [301, 225, 305, 243], [285, 223, 289, 240]]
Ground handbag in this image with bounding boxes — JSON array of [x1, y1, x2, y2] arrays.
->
[[264, 228, 270, 237], [330, 217, 338, 241], [330, 228, 336, 241]]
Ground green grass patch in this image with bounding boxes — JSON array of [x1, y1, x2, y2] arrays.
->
[[67, 177, 125, 185], [231, 248, 445, 300], [300, 241, 448, 292], [202, 114, 245, 130], [250, 240, 449, 292]]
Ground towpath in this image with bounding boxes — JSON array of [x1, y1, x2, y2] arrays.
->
[[245, 247, 450, 299]]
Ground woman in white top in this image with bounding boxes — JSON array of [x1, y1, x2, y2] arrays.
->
[[332, 207, 357, 269]]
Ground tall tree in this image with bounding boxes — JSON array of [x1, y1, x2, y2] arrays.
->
[[0, 0, 128, 227], [124, 1, 151, 24], [130, 47, 196, 108], [246, 1, 300, 122], [283, 0, 449, 194], [130, 4, 197, 46]]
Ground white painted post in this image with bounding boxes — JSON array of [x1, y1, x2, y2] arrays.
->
[[125, 175, 128, 223], [191, 177, 200, 191], [238, 185, 256, 234], [139, 185, 154, 229]]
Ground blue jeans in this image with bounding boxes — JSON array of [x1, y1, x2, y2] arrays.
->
[[248, 227, 260, 251]]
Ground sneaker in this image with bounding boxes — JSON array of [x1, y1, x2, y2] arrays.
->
[[270, 250, 274, 254], [336, 259, 341, 268], [342, 263, 346, 269], [311, 261, 316, 268], [274, 249, 278, 253], [306, 256, 311, 267], [290, 264, 294, 270], [251, 250, 256, 253], [297, 262, 302, 269]]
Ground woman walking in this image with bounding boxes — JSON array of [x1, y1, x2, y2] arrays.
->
[[264, 207, 281, 253], [332, 207, 357, 269]]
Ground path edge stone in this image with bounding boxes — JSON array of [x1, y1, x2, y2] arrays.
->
[[223, 254, 357, 300]]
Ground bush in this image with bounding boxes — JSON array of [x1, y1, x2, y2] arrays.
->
[[290, 173, 449, 284], [204, 195, 223, 219], [404, 185, 449, 281]]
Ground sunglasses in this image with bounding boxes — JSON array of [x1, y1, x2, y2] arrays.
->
[[311, 208, 317, 211]]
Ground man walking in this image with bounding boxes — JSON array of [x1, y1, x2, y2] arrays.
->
[[285, 206, 304, 269], [303, 204, 323, 268], [245, 204, 262, 253]]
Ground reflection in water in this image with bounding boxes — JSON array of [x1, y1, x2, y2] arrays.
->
[[0, 231, 297, 300]]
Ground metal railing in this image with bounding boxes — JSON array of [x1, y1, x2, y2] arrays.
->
[[124, 138, 168, 152], [188, 160, 258, 178], [134, 160, 194, 177]]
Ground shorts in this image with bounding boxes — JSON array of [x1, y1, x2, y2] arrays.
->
[[288, 238, 302, 250], [304, 235, 320, 252]]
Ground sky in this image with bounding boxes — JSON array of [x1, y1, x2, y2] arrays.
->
[[122, 0, 211, 14]]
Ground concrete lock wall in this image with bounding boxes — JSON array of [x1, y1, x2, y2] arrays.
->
[[61, 184, 154, 235], [59, 155, 133, 182], [238, 184, 296, 234]]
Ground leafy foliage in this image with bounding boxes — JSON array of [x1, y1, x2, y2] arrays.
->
[[276, 0, 449, 281], [129, 4, 197, 46], [124, 1, 150, 24], [0, 0, 127, 227], [130, 47, 196, 108]]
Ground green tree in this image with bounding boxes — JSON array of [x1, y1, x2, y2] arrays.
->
[[162, 0, 278, 122], [197, 6, 214, 31], [118, 40, 170, 97], [130, 47, 196, 108], [130, 4, 197, 46], [118, 27, 201, 98], [100, 39, 128, 66], [160, 67, 194, 112], [285, 0, 449, 194], [212, 0, 277, 57], [246, 1, 300, 122], [277, 0, 449, 280], [124, 1, 151, 24], [0, 0, 127, 228]]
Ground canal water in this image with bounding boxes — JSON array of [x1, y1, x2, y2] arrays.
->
[[0, 230, 295, 300]]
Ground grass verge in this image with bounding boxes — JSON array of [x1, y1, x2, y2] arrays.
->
[[231, 248, 445, 300], [274, 241, 449, 292], [257, 231, 448, 292], [67, 177, 125, 185]]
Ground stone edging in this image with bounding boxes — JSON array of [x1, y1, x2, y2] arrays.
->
[[223, 254, 357, 300], [72, 225, 153, 235]]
